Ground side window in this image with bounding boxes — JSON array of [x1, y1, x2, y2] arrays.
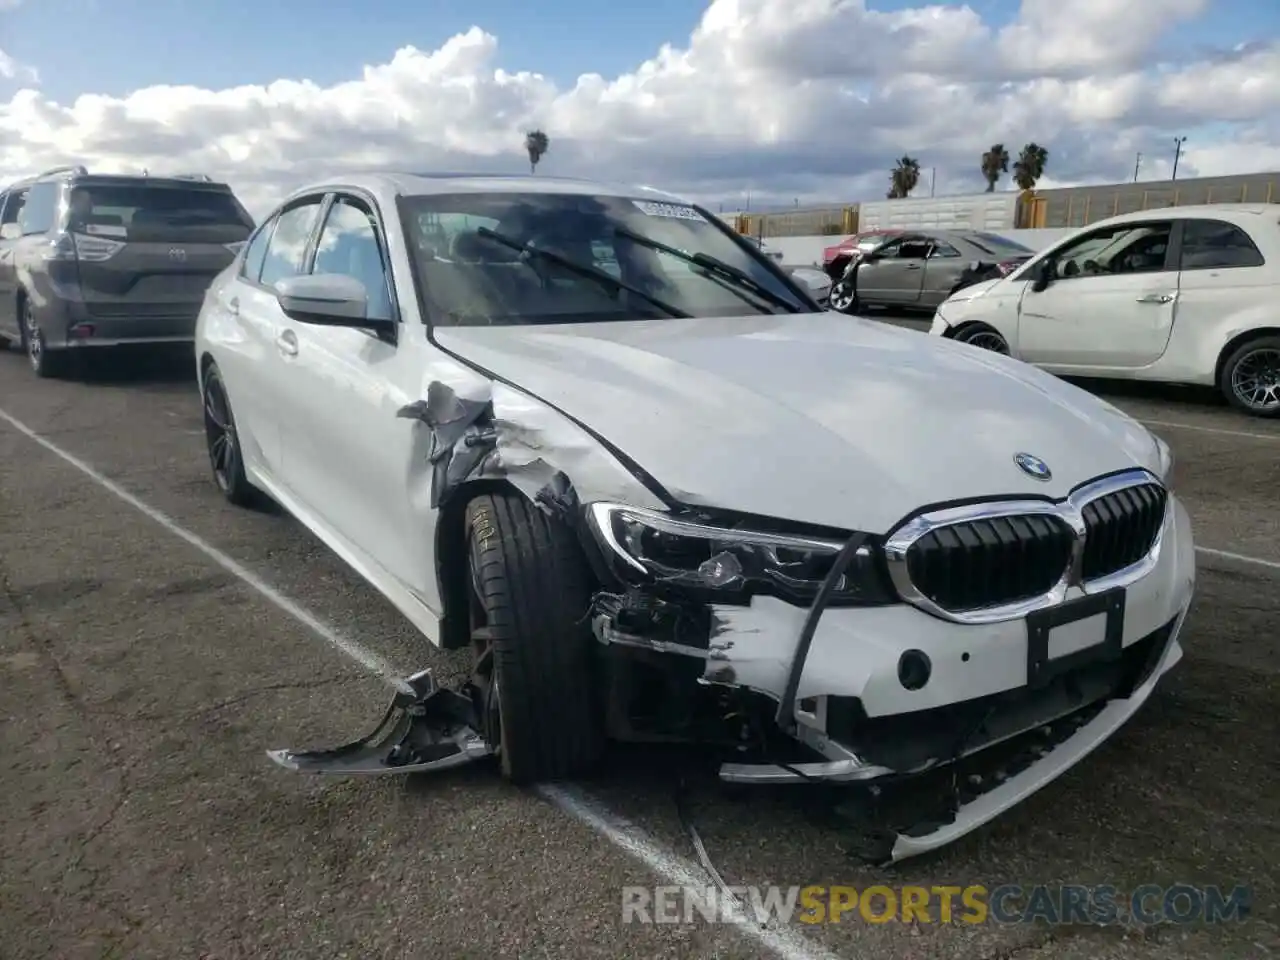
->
[[312, 197, 394, 322], [259, 198, 323, 288], [895, 239, 932, 259], [1179, 219, 1265, 270], [1050, 222, 1173, 279], [239, 216, 275, 283], [17, 182, 59, 236], [0, 189, 24, 240], [871, 238, 906, 258], [930, 242, 961, 258]]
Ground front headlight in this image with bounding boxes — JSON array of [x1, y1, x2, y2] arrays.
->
[[1153, 434, 1175, 486], [585, 502, 897, 607]]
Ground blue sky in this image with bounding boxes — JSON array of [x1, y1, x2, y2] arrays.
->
[[2, 0, 1274, 103]]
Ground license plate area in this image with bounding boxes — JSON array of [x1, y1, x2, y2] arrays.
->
[[1026, 589, 1125, 688]]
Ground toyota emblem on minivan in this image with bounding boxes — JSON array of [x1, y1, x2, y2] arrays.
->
[[168, 248, 187, 262]]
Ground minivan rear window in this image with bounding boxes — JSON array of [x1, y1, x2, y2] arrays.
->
[[67, 184, 254, 243]]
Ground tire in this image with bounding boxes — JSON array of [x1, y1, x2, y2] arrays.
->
[[828, 262, 861, 314], [1219, 335, 1280, 418], [20, 299, 70, 379], [464, 492, 604, 784], [201, 361, 261, 506], [952, 322, 1010, 355]]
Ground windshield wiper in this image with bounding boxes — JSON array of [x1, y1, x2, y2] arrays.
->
[[612, 225, 803, 314], [475, 227, 690, 319]]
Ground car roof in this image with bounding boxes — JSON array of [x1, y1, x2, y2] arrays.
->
[[1090, 203, 1276, 227], [282, 171, 692, 206], [4, 169, 233, 191]]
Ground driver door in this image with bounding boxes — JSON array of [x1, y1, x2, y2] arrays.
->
[[271, 192, 441, 611], [1016, 219, 1179, 368], [0, 188, 27, 340], [858, 236, 930, 304]]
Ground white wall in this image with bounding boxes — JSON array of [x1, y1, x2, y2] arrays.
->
[[763, 227, 1078, 267]]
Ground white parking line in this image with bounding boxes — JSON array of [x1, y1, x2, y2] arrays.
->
[[0, 406, 835, 960], [1196, 546, 1280, 572], [1137, 417, 1280, 443]]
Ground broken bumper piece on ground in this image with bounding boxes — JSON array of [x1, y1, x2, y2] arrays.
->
[[266, 669, 492, 776]]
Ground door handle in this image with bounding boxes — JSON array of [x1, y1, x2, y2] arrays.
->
[[904, 263, 922, 271], [276, 329, 298, 357], [1136, 294, 1174, 304], [226, 297, 239, 316]]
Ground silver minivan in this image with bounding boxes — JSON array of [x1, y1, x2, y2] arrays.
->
[[0, 165, 255, 378]]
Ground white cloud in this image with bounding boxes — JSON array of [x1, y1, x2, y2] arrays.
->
[[0, 49, 37, 84], [1, 0, 1278, 217]]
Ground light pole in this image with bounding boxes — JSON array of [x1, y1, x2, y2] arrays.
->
[[1172, 137, 1187, 181], [1133, 152, 1141, 182]]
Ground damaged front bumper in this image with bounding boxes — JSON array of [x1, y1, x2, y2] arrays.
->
[[269, 454, 1195, 864], [591, 490, 1196, 861], [267, 669, 493, 776]]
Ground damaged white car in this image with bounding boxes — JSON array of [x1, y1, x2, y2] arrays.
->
[[194, 173, 1195, 863]]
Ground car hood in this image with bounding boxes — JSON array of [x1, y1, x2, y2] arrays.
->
[[946, 277, 1003, 302], [434, 315, 1160, 533]]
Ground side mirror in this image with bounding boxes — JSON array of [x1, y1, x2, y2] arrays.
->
[[1030, 259, 1054, 292], [275, 273, 393, 338], [0, 223, 19, 241]]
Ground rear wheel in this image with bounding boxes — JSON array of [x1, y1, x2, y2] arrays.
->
[[202, 361, 262, 506], [464, 492, 604, 784], [21, 299, 69, 379], [952, 323, 1010, 355], [1219, 335, 1280, 418]]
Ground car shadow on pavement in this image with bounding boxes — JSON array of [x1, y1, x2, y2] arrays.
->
[[73, 349, 198, 386], [1061, 376, 1225, 410]]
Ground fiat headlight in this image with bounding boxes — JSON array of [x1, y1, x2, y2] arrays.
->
[[585, 502, 896, 606]]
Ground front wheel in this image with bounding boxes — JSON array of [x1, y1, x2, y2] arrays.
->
[[465, 492, 604, 783], [952, 323, 1010, 355], [1220, 335, 1280, 418]]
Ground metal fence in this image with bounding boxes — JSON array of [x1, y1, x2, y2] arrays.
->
[[728, 172, 1280, 238], [1032, 173, 1279, 228]]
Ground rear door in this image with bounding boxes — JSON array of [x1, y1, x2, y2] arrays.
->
[[67, 180, 254, 335], [223, 195, 327, 479], [921, 238, 967, 305]]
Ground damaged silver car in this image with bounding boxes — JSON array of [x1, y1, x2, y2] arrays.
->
[[194, 173, 1195, 863]]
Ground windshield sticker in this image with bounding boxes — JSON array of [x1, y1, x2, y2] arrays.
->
[[632, 200, 706, 222]]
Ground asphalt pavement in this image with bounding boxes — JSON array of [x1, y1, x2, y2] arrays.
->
[[0, 327, 1276, 960]]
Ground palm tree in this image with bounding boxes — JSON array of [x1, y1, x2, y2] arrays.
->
[[981, 144, 1010, 192], [1012, 143, 1049, 191], [524, 129, 550, 175], [887, 156, 921, 199]]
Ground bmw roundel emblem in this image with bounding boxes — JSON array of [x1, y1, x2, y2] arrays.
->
[[1013, 452, 1052, 481]]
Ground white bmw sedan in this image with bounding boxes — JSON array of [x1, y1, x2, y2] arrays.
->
[[195, 173, 1195, 863]]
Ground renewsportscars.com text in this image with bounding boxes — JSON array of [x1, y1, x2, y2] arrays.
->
[[621, 883, 1253, 927]]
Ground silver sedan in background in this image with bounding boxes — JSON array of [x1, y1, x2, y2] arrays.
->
[[828, 229, 1034, 314]]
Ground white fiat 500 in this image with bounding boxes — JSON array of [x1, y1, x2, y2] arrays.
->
[[195, 173, 1194, 863], [930, 204, 1280, 418]]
